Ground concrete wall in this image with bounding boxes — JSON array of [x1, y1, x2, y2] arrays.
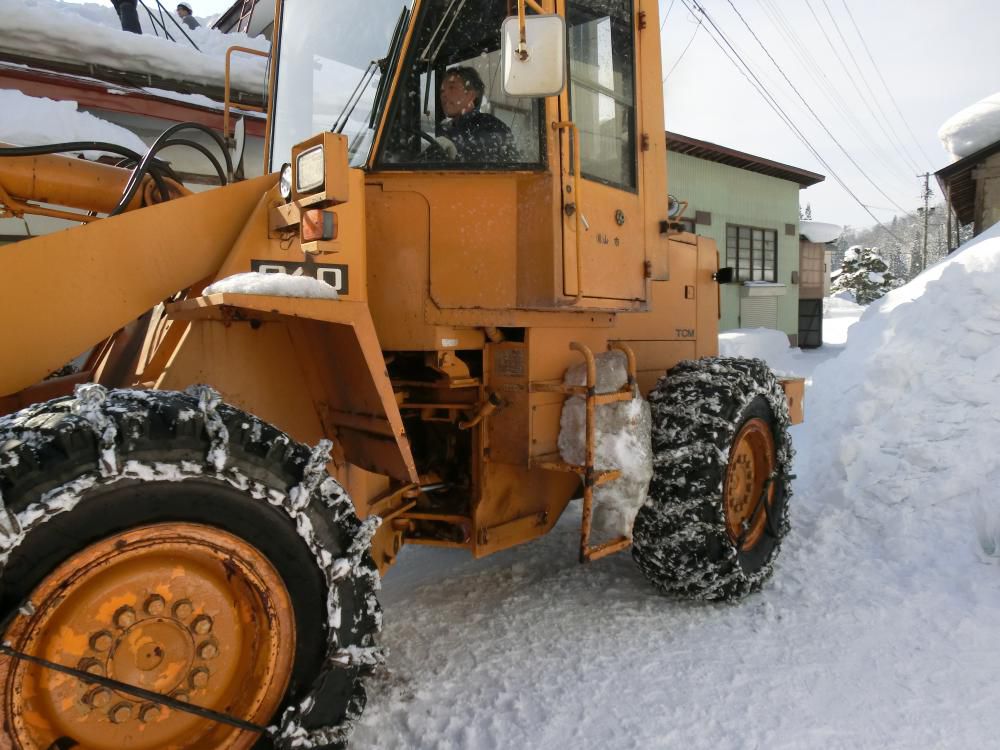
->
[[667, 150, 802, 338]]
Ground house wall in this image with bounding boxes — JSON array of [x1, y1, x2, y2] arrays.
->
[[667, 150, 802, 340], [974, 151, 1000, 235]]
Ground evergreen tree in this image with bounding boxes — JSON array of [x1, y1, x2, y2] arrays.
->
[[803, 203, 813, 220], [830, 245, 898, 305]]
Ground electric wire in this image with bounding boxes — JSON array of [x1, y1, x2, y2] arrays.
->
[[840, 0, 936, 168], [721, 0, 917, 219], [817, 0, 928, 173], [677, 0, 907, 244], [802, 0, 923, 176], [660, 0, 677, 31], [663, 12, 702, 81], [753, 0, 918, 194]]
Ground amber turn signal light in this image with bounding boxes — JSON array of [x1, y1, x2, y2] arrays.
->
[[301, 209, 337, 242]]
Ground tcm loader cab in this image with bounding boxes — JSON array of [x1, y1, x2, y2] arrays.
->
[[0, 0, 802, 746]]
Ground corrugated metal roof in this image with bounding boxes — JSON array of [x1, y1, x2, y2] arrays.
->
[[666, 131, 825, 188]]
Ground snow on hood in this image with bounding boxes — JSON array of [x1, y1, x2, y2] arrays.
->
[[203, 272, 340, 299], [797, 219, 1000, 547], [938, 90, 1000, 159], [0, 89, 148, 155], [0, 0, 269, 93]]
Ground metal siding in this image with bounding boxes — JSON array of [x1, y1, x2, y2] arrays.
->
[[667, 151, 802, 336]]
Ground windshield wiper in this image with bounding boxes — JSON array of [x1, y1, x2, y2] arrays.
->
[[331, 60, 379, 135]]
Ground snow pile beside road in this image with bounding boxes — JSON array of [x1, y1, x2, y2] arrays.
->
[[718, 327, 807, 377], [0, 89, 148, 155], [938, 90, 1000, 159], [0, 0, 268, 92], [798, 220, 1000, 557]]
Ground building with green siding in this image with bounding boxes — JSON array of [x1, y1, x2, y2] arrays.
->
[[666, 132, 825, 345]]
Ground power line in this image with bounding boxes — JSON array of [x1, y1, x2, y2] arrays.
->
[[722, 0, 918, 220], [676, 0, 908, 243], [754, 0, 918, 194], [660, 0, 677, 31], [663, 14, 702, 81], [839, 0, 936, 169], [818, 0, 927, 174], [801, 0, 923, 177]]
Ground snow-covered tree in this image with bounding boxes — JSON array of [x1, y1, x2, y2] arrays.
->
[[830, 245, 898, 305]]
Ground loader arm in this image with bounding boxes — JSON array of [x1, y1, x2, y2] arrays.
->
[[0, 172, 277, 397]]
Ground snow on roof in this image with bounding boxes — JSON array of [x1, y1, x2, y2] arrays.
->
[[0, 0, 269, 93], [0, 88, 148, 155], [938, 90, 1000, 160], [799, 220, 842, 244]]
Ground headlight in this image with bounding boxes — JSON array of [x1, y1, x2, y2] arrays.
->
[[279, 163, 293, 202], [295, 145, 325, 194]]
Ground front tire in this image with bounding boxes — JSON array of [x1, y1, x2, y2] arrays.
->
[[0, 385, 381, 749], [631, 357, 794, 602]]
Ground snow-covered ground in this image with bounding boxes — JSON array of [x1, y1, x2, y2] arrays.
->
[[353, 229, 1000, 748]]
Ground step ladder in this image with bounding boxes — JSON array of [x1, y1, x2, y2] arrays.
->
[[235, 0, 256, 34], [530, 342, 638, 563]]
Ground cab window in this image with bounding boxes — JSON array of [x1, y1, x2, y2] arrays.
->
[[377, 0, 544, 169]]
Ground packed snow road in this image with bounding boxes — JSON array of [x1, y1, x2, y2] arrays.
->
[[353, 230, 1000, 749]]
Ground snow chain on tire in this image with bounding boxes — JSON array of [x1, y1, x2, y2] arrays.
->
[[0, 385, 384, 749], [632, 357, 794, 602]]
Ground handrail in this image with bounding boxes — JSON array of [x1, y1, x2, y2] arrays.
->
[[223, 45, 270, 148], [553, 120, 586, 303], [137, 0, 201, 51]]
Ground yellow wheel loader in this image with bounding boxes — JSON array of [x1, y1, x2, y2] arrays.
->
[[0, 0, 805, 746]]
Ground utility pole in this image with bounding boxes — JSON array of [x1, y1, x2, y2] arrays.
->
[[920, 172, 931, 272]]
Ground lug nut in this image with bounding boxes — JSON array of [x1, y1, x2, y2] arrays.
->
[[85, 688, 112, 708], [172, 600, 193, 620], [144, 595, 166, 616], [89, 631, 113, 652], [78, 658, 105, 676], [114, 606, 136, 629], [197, 641, 218, 660], [191, 615, 213, 635], [189, 667, 210, 689], [139, 703, 162, 723], [171, 691, 190, 703], [109, 702, 133, 724]]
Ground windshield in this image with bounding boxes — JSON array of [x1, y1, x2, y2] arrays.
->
[[269, 0, 411, 171]]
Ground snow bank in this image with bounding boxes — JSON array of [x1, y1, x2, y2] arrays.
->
[[558, 351, 652, 538], [938, 90, 1000, 159], [203, 272, 340, 299], [718, 327, 806, 377], [0, 0, 269, 93], [798, 220, 1000, 558], [0, 89, 148, 155]]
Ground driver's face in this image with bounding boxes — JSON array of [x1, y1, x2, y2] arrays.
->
[[440, 75, 477, 118]]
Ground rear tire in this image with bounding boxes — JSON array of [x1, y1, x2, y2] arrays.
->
[[631, 357, 794, 602], [0, 385, 382, 749]]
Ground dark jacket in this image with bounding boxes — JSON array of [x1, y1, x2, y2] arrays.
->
[[440, 110, 519, 163], [181, 14, 200, 29]]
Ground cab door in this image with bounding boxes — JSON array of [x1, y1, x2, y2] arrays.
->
[[557, 0, 645, 302]]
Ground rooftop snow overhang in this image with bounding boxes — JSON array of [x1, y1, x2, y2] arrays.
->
[[935, 138, 1000, 226], [666, 131, 825, 188]]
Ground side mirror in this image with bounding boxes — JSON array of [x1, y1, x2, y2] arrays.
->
[[231, 116, 246, 181], [500, 14, 566, 97]]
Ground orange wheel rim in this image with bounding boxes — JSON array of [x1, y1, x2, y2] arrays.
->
[[724, 418, 776, 550], [2, 523, 296, 750]]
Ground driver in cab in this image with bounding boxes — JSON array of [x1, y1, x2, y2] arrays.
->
[[434, 66, 519, 163]]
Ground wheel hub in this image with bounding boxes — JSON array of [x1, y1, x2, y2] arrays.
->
[[2, 523, 296, 750], [724, 417, 776, 550]]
